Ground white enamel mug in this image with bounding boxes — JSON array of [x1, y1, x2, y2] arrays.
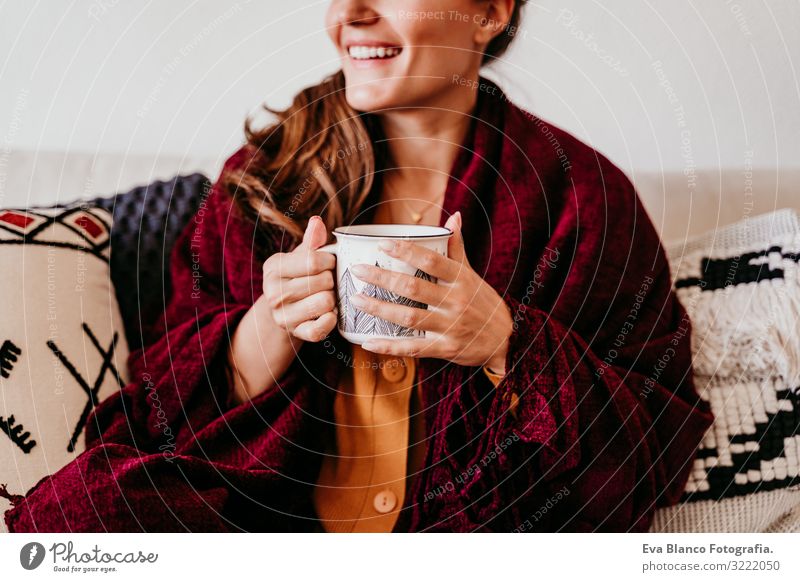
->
[[318, 224, 453, 345]]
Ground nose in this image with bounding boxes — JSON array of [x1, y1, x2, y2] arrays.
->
[[332, 0, 381, 28]]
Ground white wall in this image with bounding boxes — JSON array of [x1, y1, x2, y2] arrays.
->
[[1, 0, 799, 178]]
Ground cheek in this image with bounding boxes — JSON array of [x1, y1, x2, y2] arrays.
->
[[324, 3, 340, 46], [403, 18, 478, 69], [409, 43, 477, 85]]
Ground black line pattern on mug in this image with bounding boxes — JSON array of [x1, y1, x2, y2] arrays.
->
[[339, 262, 435, 337]]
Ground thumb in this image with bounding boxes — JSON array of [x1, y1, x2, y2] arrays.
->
[[298, 215, 328, 251], [444, 211, 466, 263]]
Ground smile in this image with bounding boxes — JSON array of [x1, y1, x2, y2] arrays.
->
[[347, 45, 402, 60]]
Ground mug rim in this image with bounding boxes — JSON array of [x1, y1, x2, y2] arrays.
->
[[333, 223, 453, 240]]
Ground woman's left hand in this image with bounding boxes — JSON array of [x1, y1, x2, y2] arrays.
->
[[350, 212, 514, 373]]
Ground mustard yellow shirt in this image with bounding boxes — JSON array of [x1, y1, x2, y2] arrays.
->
[[312, 344, 507, 533], [312, 201, 510, 532]]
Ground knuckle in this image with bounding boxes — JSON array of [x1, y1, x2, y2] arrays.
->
[[419, 253, 436, 272], [405, 344, 421, 358], [447, 288, 468, 309], [452, 296, 469, 314], [312, 252, 333, 273], [311, 314, 336, 342], [311, 331, 325, 343], [318, 253, 332, 272], [306, 298, 323, 318], [322, 270, 335, 289], [326, 314, 339, 332], [400, 311, 417, 329], [262, 286, 282, 309], [322, 292, 336, 311], [272, 312, 289, 330], [294, 328, 311, 342], [263, 255, 278, 276], [442, 341, 458, 360], [267, 294, 283, 311], [403, 277, 420, 297], [307, 326, 324, 343]]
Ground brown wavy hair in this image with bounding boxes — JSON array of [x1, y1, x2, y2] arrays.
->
[[222, 1, 527, 249]]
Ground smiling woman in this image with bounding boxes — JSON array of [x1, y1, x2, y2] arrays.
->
[[4, 0, 712, 533]]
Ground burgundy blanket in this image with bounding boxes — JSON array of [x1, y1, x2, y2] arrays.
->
[[3, 81, 712, 532]]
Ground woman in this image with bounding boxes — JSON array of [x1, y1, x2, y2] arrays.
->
[[3, 0, 712, 532]]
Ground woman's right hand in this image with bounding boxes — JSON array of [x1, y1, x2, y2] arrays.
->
[[261, 216, 338, 343]]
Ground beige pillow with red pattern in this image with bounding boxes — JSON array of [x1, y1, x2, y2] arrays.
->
[[0, 204, 129, 532]]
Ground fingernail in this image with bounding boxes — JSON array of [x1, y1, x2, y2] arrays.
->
[[378, 240, 396, 253], [351, 263, 368, 277], [361, 341, 376, 350], [350, 294, 366, 306], [454, 211, 462, 229]]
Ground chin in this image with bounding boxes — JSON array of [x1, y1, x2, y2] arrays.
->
[[344, 80, 402, 113]]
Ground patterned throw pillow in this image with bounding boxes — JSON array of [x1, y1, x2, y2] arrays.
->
[[651, 209, 800, 532], [0, 204, 129, 532]]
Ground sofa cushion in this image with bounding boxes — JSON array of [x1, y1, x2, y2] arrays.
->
[[92, 173, 211, 350], [651, 209, 800, 532], [0, 205, 129, 532]]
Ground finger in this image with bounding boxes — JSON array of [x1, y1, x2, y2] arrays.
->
[[277, 290, 336, 329], [268, 249, 336, 279], [293, 311, 338, 343], [297, 215, 328, 251], [269, 271, 335, 306], [282, 215, 335, 276], [443, 211, 467, 264], [378, 239, 463, 282], [360, 336, 445, 359], [350, 263, 446, 306], [350, 293, 445, 332]]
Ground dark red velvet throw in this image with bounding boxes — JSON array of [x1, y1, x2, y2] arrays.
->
[[3, 81, 712, 532]]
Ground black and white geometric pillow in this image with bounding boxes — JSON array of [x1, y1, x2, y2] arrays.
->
[[0, 205, 128, 532], [651, 209, 800, 532]]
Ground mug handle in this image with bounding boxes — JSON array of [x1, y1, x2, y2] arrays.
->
[[317, 243, 337, 255]]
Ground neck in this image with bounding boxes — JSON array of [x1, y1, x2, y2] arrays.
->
[[378, 79, 479, 193]]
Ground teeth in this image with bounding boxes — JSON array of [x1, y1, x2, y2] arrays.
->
[[348, 46, 401, 60]]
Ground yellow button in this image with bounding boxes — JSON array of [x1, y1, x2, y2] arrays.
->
[[373, 489, 397, 514], [380, 357, 407, 383]]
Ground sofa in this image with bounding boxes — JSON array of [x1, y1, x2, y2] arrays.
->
[[1, 149, 799, 532]]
